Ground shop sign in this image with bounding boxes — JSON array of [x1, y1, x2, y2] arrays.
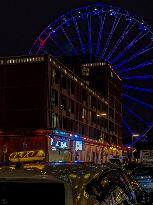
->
[[9, 150, 45, 162], [75, 141, 83, 151], [51, 137, 68, 149]]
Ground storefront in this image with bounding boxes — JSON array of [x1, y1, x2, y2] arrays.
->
[[0, 128, 124, 164], [48, 129, 83, 162]]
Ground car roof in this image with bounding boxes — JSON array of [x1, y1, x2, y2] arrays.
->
[[0, 166, 63, 183]]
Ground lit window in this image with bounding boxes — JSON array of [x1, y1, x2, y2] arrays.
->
[[82, 107, 87, 119], [111, 72, 114, 78], [82, 67, 89, 76]]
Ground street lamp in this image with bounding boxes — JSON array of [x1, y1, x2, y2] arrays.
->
[[97, 113, 107, 117], [132, 133, 139, 161]]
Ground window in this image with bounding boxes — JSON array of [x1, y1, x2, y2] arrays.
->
[[51, 89, 58, 108], [51, 112, 58, 128], [82, 67, 89, 76], [82, 107, 87, 120], [89, 111, 91, 122], [51, 68, 56, 84], [71, 81, 75, 95], [61, 74, 66, 89], [71, 100, 74, 114], [89, 95, 91, 105], [55, 69, 60, 84], [82, 89, 87, 102], [60, 95, 67, 110]]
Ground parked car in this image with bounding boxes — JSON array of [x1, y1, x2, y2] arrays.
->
[[127, 163, 153, 204], [0, 164, 73, 205], [0, 162, 149, 205]]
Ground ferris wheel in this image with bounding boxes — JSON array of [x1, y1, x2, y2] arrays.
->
[[29, 4, 153, 146]]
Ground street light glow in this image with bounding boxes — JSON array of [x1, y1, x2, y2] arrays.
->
[[97, 113, 107, 117], [101, 113, 107, 116], [132, 134, 139, 137]]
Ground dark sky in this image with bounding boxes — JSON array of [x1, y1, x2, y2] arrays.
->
[[0, 0, 152, 56]]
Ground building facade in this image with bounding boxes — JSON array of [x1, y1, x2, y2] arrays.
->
[[0, 54, 123, 163]]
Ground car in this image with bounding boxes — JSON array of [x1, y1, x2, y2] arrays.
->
[[0, 162, 149, 205], [0, 164, 73, 205], [128, 163, 153, 204]]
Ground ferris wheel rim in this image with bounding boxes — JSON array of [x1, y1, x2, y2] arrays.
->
[[29, 3, 153, 55]]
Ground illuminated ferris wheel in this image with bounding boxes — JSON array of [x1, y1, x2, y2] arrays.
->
[[30, 4, 153, 146]]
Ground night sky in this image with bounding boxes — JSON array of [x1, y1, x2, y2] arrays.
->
[[0, 0, 152, 56]]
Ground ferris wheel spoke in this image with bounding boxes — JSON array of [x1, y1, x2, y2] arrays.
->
[[96, 14, 106, 57], [119, 60, 153, 74], [61, 27, 79, 56], [123, 84, 153, 93], [122, 118, 133, 135], [123, 93, 153, 109], [87, 14, 92, 61], [125, 124, 153, 146], [100, 15, 121, 59], [123, 105, 148, 125], [122, 74, 153, 80], [114, 43, 153, 68], [73, 18, 85, 54], [106, 21, 136, 61], [112, 31, 148, 65], [48, 36, 67, 55]]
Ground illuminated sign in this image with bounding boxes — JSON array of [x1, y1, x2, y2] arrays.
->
[[75, 141, 83, 151], [9, 150, 45, 162], [51, 137, 68, 149]]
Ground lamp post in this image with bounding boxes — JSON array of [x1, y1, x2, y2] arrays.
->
[[132, 134, 139, 161]]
